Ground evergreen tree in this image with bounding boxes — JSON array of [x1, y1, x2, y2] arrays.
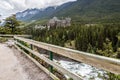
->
[[96, 38, 114, 57], [4, 14, 20, 34]]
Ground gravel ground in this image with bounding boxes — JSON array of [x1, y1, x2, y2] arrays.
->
[[0, 43, 51, 80]]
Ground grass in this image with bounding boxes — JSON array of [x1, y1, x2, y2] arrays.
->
[[0, 37, 8, 43]]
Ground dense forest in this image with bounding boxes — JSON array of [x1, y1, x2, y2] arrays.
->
[[25, 23, 120, 58]]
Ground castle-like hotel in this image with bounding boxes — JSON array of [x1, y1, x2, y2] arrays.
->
[[47, 17, 71, 28], [34, 17, 71, 30]]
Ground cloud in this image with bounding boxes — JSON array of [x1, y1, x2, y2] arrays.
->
[[0, 0, 76, 19]]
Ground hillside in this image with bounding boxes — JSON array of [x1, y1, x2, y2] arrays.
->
[[54, 0, 120, 23], [16, 0, 120, 23], [16, 7, 56, 22]]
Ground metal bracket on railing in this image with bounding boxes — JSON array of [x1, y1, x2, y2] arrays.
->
[[49, 51, 53, 73]]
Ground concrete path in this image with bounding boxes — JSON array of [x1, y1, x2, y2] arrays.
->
[[0, 43, 51, 80], [0, 43, 28, 80]]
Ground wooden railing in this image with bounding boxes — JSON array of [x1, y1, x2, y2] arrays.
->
[[13, 36, 120, 80], [0, 34, 31, 38]]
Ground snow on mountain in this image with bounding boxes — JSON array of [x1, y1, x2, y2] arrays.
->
[[16, 8, 40, 18]]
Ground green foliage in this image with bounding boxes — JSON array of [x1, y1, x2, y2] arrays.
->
[[26, 23, 120, 54], [24, 19, 48, 28], [96, 38, 115, 57], [87, 43, 95, 53], [68, 78, 73, 80], [0, 27, 24, 34], [54, 0, 120, 23], [107, 73, 120, 80], [0, 27, 11, 34], [116, 48, 120, 58], [4, 15, 20, 34], [0, 15, 25, 34], [0, 37, 8, 43]]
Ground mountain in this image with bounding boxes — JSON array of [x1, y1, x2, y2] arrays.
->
[[16, 7, 58, 22], [16, 0, 120, 23], [16, 8, 40, 21], [54, 0, 120, 23]]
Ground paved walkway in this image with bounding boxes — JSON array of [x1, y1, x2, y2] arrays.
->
[[0, 44, 28, 80], [0, 43, 51, 80]]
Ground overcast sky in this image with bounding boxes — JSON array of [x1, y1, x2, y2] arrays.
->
[[0, 0, 76, 20]]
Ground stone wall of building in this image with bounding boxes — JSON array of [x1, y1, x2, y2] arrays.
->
[[47, 17, 71, 28]]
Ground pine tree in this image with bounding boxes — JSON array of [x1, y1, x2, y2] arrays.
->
[[4, 14, 20, 34], [97, 38, 114, 57]]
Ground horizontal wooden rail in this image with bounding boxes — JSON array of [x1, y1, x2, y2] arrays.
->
[[14, 36, 120, 75], [15, 41, 83, 80], [0, 34, 31, 37]]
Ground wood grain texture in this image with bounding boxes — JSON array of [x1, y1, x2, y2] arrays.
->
[[0, 34, 31, 38]]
